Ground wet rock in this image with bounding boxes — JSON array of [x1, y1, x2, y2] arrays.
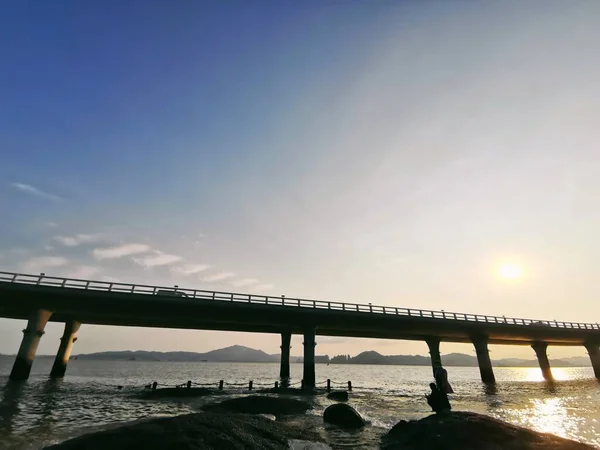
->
[[257, 387, 316, 396], [139, 387, 219, 399], [382, 411, 595, 450], [326, 391, 349, 402], [44, 413, 324, 450], [203, 395, 312, 416], [323, 403, 365, 429]]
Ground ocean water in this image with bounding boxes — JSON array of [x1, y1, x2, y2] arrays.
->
[[0, 359, 599, 449]]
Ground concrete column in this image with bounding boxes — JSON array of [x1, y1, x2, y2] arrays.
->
[[584, 343, 600, 380], [9, 310, 53, 381], [426, 338, 442, 376], [279, 332, 291, 385], [303, 327, 316, 390], [472, 337, 496, 384], [531, 341, 553, 381], [50, 320, 81, 378]]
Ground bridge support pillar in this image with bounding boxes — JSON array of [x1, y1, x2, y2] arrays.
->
[[472, 337, 495, 384], [10, 310, 53, 381], [279, 332, 291, 386], [303, 328, 316, 390], [584, 343, 600, 380], [425, 337, 442, 376], [531, 342, 553, 381], [50, 320, 81, 378]]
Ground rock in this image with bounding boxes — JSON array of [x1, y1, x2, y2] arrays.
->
[[44, 413, 324, 450], [323, 404, 365, 429], [203, 395, 312, 416], [326, 391, 349, 402], [382, 411, 595, 449], [139, 387, 218, 398], [257, 387, 315, 396]]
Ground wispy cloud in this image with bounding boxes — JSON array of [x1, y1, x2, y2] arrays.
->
[[66, 265, 102, 279], [204, 271, 236, 282], [54, 234, 101, 247], [231, 278, 259, 287], [46, 222, 58, 227], [93, 243, 151, 260], [133, 251, 182, 268], [22, 256, 68, 273], [252, 283, 275, 292], [10, 182, 62, 201], [171, 264, 210, 275]]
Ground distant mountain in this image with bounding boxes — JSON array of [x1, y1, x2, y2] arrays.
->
[[61, 346, 591, 367], [75, 345, 278, 363]]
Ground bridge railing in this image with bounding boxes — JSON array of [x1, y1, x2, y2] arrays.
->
[[1, 271, 599, 331]]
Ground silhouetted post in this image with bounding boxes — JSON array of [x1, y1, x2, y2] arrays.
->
[[303, 327, 316, 390], [10, 310, 53, 381], [472, 336, 495, 384], [280, 332, 291, 386], [249, 380, 253, 391], [347, 381, 352, 391], [327, 379, 331, 392], [426, 338, 443, 377], [531, 342, 553, 381], [301, 379, 305, 391], [219, 380, 224, 390], [152, 382, 157, 390], [584, 343, 600, 379], [274, 381, 279, 389], [50, 320, 81, 378], [186, 380, 192, 389]]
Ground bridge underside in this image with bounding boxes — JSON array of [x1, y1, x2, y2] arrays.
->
[[0, 283, 597, 346]]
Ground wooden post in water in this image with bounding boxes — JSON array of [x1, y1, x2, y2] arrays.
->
[[347, 381, 352, 391], [327, 379, 331, 392], [219, 380, 224, 390], [249, 380, 253, 391], [187, 380, 192, 389], [152, 381, 157, 390]]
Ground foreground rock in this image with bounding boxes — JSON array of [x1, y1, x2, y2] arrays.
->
[[203, 395, 312, 416], [45, 413, 323, 450], [323, 403, 365, 429], [382, 411, 595, 450], [326, 391, 349, 402]]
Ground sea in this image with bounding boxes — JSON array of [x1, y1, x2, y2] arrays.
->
[[1, 359, 599, 449]]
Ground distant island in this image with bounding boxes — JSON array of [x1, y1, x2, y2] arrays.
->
[[51, 345, 589, 367]]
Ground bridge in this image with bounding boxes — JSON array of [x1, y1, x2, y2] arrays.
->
[[1, 270, 600, 385]]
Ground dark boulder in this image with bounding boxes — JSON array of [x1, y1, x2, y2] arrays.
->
[[323, 403, 365, 429], [139, 387, 218, 399], [326, 391, 349, 402], [203, 395, 312, 416], [382, 411, 595, 450], [44, 413, 323, 450]]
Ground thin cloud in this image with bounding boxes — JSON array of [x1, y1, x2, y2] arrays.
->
[[133, 252, 182, 268], [252, 283, 275, 292], [66, 265, 102, 279], [231, 278, 259, 287], [204, 271, 236, 282], [93, 243, 151, 260], [171, 264, 210, 275], [10, 182, 62, 201], [22, 256, 68, 273], [54, 234, 101, 247]]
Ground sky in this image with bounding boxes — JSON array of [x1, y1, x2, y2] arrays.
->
[[1, 1, 600, 360]]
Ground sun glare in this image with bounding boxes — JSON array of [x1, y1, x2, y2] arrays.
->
[[498, 263, 522, 279]]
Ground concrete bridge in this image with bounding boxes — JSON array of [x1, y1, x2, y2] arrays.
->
[[1, 271, 600, 386]]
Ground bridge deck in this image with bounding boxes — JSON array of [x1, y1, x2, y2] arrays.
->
[[1, 271, 598, 346]]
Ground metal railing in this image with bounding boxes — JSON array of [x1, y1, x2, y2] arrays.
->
[[1, 271, 598, 331]]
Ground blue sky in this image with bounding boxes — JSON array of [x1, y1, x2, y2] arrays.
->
[[2, 1, 600, 359]]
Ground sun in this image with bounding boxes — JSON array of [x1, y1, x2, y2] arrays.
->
[[498, 263, 522, 279]]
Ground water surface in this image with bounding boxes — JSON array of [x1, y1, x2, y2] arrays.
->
[[1, 359, 599, 449]]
